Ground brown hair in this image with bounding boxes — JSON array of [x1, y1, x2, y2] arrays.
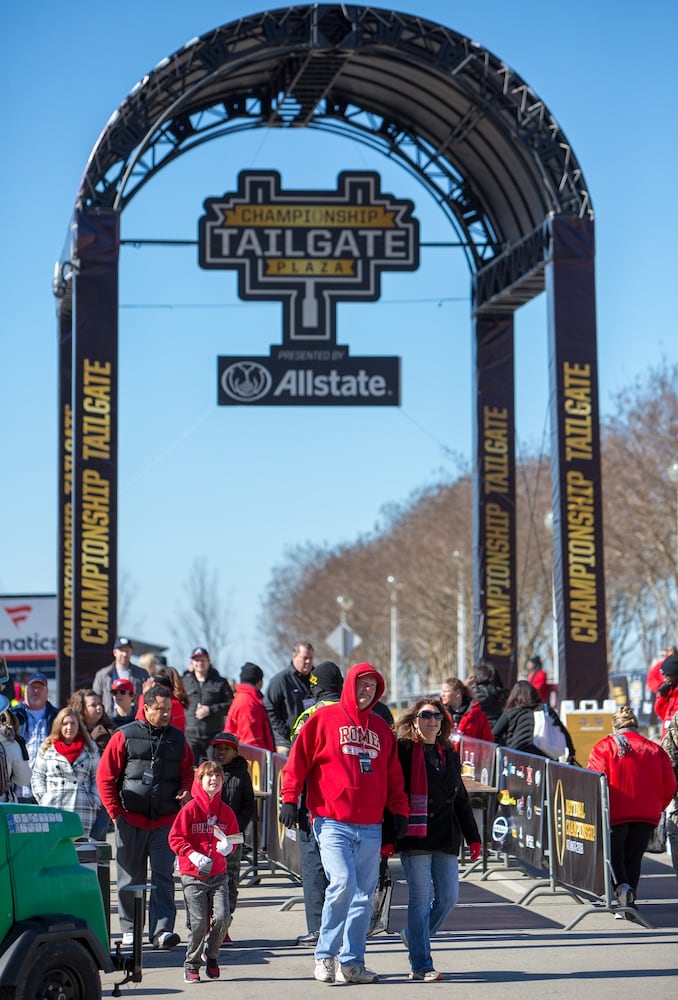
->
[[196, 760, 225, 781], [505, 679, 542, 710], [396, 697, 452, 744], [42, 707, 95, 754], [155, 667, 189, 708]]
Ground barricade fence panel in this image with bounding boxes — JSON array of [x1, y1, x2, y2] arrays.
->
[[547, 762, 606, 898], [457, 736, 497, 785], [239, 743, 271, 853], [267, 751, 302, 878], [493, 747, 548, 871]]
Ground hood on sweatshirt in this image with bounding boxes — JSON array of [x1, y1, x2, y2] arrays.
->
[[340, 662, 385, 719], [190, 772, 224, 813]]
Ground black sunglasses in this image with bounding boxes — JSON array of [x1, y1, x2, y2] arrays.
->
[[418, 710, 443, 721]]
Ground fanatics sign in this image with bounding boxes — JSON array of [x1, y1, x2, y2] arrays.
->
[[200, 170, 418, 406]]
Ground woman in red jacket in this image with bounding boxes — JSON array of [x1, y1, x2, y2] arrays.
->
[[588, 706, 676, 918], [654, 651, 678, 739], [442, 678, 494, 743]]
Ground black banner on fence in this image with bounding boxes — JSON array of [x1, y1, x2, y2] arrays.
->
[[548, 761, 605, 897], [492, 748, 547, 870], [266, 753, 302, 877]]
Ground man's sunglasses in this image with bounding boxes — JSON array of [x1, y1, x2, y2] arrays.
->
[[418, 710, 443, 720]]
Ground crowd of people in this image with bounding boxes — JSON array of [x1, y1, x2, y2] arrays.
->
[[1, 637, 677, 984]]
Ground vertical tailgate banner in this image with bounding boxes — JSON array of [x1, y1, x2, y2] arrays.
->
[[71, 209, 120, 693], [58, 301, 74, 703], [546, 216, 608, 703], [548, 762, 605, 897], [473, 313, 517, 690]]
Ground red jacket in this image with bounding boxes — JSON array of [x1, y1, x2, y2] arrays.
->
[[225, 683, 274, 751], [527, 668, 548, 702], [587, 730, 676, 826], [654, 683, 678, 739], [281, 663, 408, 824], [168, 774, 239, 878], [456, 700, 494, 742]]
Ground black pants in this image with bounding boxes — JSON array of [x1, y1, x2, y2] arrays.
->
[[610, 821, 654, 892]]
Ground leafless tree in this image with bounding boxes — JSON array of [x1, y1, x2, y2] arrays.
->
[[168, 557, 233, 675], [258, 361, 678, 687]]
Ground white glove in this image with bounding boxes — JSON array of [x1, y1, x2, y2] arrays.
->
[[188, 851, 212, 872], [215, 840, 233, 856]]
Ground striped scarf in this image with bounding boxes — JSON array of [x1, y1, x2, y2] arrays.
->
[[407, 741, 428, 837]]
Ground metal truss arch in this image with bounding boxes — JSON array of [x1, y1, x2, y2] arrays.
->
[[72, 3, 592, 285]]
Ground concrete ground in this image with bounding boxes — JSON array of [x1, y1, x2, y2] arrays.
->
[[100, 848, 678, 999]]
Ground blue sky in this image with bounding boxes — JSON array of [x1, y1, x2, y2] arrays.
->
[[1, 1, 676, 678]]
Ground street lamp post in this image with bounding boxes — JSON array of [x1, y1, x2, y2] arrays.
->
[[452, 550, 466, 680], [336, 595, 354, 674], [386, 576, 399, 705], [543, 511, 559, 688], [667, 461, 678, 568]]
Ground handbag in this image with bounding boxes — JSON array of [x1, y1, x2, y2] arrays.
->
[[532, 705, 568, 760], [368, 856, 393, 936], [645, 812, 666, 854]]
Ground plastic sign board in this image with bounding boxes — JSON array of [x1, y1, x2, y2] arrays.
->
[[199, 170, 420, 406], [0, 594, 57, 676]]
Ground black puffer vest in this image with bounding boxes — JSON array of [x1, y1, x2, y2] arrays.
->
[[119, 721, 185, 819]]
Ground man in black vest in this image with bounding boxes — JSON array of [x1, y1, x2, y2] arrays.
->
[[97, 684, 194, 949]]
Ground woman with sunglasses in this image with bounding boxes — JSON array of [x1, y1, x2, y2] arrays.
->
[[390, 698, 481, 982]]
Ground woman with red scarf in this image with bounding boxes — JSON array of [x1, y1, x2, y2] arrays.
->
[[391, 698, 480, 982], [31, 706, 100, 838]]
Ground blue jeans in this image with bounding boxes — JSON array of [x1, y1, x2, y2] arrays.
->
[[313, 818, 381, 966], [400, 851, 459, 973]]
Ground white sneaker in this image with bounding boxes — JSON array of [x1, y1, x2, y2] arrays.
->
[[336, 963, 379, 984], [314, 958, 336, 983], [121, 932, 133, 946]]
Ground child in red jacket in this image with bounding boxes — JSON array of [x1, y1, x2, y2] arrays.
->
[[169, 760, 240, 983]]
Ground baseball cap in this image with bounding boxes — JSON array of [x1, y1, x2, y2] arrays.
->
[[28, 672, 48, 686], [191, 646, 209, 658], [211, 731, 239, 750], [111, 678, 135, 694], [113, 637, 133, 650]]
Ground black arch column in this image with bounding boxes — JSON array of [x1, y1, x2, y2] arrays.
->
[[63, 208, 120, 692], [546, 215, 608, 703], [472, 312, 518, 690]]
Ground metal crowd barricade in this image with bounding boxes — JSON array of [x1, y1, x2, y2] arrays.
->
[[457, 736, 498, 877], [478, 746, 653, 930]]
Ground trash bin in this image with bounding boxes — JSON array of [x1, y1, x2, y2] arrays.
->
[[76, 840, 112, 940]]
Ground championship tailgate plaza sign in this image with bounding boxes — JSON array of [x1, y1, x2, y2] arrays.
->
[[198, 171, 419, 405]]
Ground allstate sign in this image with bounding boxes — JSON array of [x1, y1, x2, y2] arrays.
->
[[218, 357, 399, 407], [199, 170, 419, 406]]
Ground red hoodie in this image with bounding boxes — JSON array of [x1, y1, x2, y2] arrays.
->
[[168, 774, 239, 878], [281, 663, 408, 824], [225, 683, 274, 751]]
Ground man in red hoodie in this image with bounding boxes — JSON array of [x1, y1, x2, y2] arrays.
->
[[280, 663, 408, 985]]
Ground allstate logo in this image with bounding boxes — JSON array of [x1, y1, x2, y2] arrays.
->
[[221, 361, 272, 402]]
